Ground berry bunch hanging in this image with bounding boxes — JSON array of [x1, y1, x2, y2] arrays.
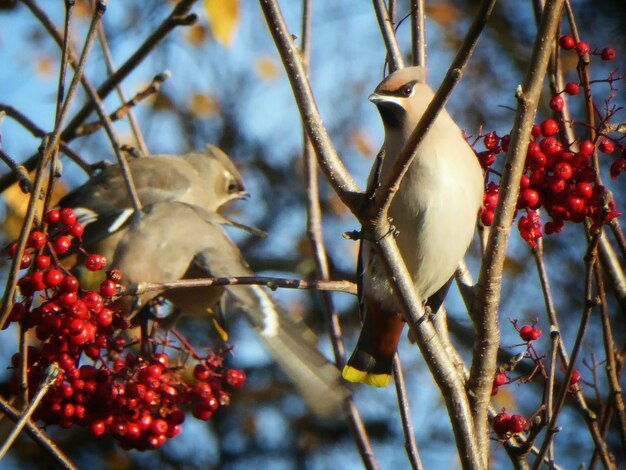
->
[[4, 208, 245, 450], [475, 37, 623, 249]]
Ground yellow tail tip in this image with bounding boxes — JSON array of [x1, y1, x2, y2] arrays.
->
[[342, 365, 391, 387]]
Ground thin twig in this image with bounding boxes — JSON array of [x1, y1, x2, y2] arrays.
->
[[392, 355, 423, 470], [0, 363, 59, 459], [372, 0, 404, 72], [546, 327, 560, 467], [471, 0, 565, 463], [124, 276, 357, 297], [410, 0, 426, 68], [74, 69, 169, 139], [96, 21, 149, 154], [0, 148, 32, 193], [0, 105, 92, 175], [0, 396, 75, 470]]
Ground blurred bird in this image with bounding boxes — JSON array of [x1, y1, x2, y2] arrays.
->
[[343, 67, 484, 387], [112, 201, 349, 419], [59, 144, 248, 261]]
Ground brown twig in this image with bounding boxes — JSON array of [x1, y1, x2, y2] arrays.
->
[[372, 0, 404, 73], [96, 21, 149, 155], [0, 105, 92, 175], [532, 230, 616, 469], [123, 276, 357, 298], [410, 0, 426, 69], [470, 0, 565, 462], [74, 71, 170, 138], [392, 355, 424, 470], [0, 363, 59, 459], [0, 396, 75, 470], [0, 148, 32, 193]]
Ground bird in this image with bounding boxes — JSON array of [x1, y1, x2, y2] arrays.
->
[[112, 201, 349, 419], [342, 66, 484, 387], [58, 144, 248, 262]]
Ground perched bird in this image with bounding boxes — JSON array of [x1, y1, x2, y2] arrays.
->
[[59, 144, 248, 261], [112, 201, 349, 419], [343, 67, 484, 387]]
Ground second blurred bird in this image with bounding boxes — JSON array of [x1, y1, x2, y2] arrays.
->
[[59, 145, 349, 419]]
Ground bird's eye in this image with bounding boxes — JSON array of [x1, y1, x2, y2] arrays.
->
[[402, 84, 414, 97], [226, 176, 239, 194]]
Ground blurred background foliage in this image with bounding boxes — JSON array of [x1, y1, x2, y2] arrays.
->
[[0, 0, 625, 468]]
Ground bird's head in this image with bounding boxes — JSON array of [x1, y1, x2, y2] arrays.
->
[[369, 66, 432, 135]]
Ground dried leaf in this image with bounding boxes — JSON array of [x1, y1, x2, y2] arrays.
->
[[204, 0, 240, 48], [255, 56, 280, 81], [35, 55, 54, 77], [350, 130, 375, 157], [186, 24, 208, 47], [426, 3, 460, 27], [189, 93, 220, 118]]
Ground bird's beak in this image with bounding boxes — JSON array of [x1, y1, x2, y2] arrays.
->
[[368, 92, 402, 109], [368, 92, 385, 104], [237, 191, 251, 201]]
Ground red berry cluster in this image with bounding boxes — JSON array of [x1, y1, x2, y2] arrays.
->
[[476, 39, 623, 249], [5, 209, 246, 450], [492, 411, 528, 438]]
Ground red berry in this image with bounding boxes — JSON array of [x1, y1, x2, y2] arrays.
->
[[60, 208, 77, 227], [31, 271, 46, 291], [559, 35, 575, 50], [99, 280, 117, 298], [35, 255, 51, 269], [43, 269, 63, 287], [565, 82, 580, 95], [567, 196, 585, 214], [19, 253, 32, 269], [89, 420, 106, 437], [483, 132, 500, 150], [520, 189, 540, 209], [610, 159, 626, 179], [579, 140, 594, 156], [29, 231, 47, 250], [570, 368, 582, 386], [96, 308, 114, 328], [60, 275, 80, 292], [481, 208, 495, 226], [192, 404, 213, 421], [150, 418, 168, 436], [519, 325, 542, 342], [493, 412, 512, 435], [575, 41, 590, 56], [70, 222, 84, 238], [226, 369, 246, 388], [53, 236, 72, 254], [477, 151, 496, 168], [600, 47, 616, 61], [531, 124, 542, 138], [85, 254, 106, 272], [549, 95, 564, 112], [45, 209, 61, 224], [194, 364, 211, 381], [494, 372, 508, 386], [540, 119, 559, 137], [575, 182, 593, 199], [554, 161, 573, 181], [509, 415, 527, 433], [598, 139, 614, 154]]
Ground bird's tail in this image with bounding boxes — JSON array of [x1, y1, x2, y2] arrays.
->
[[342, 305, 405, 387], [227, 285, 350, 419]]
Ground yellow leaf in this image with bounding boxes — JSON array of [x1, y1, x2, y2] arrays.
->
[[2, 175, 67, 241], [189, 93, 220, 118], [204, 0, 240, 48], [350, 130, 375, 157], [186, 24, 208, 47], [255, 56, 280, 81]]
